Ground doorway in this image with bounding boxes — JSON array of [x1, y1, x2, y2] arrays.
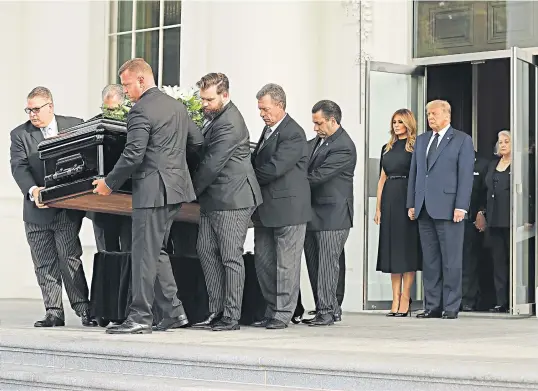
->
[[363, 49, 537, 316], [426, 59, 511, 312]]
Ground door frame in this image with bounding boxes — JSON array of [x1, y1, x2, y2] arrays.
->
[[509, 46, 537, 316], [363, 61, 426, 310], [363, 47, 538, 314]]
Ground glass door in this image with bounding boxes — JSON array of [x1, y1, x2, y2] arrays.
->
[[510, 47, 537, 316], [363, 61, 426, 310]]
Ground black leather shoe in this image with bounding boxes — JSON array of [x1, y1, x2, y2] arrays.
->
[[265, 319, 288, 329], [416, 310, 442, 319], [192, 312, 222, 328], [301, 314, 318, 324], [307, 310, 317, 316], [251, 317, 271, 327], [211, 316, 240, 331], [152, 315, 189, 331], [461, 304, 475, 312], [333, 313, 342, 322], [34, 314, 65, 327], [309, 313, 334, 326], [79, 310, 97, 327], [291, 314, 302, 324], [105, 320, 152, 334], [489, 305, 508, 313], [442, 311, 458, 319]]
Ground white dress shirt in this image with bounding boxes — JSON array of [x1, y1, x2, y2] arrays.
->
[[264, 113, 287, 140], [426, 123, 450, 155], [29, 116, 59, 201]]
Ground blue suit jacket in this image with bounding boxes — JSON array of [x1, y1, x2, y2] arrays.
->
[[406, 127, 475, 220]]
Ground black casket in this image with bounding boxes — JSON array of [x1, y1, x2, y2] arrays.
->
[[38, 118, 131, 203], [36, 117, 200, 223]]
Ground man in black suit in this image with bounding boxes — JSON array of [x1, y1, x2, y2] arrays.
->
[[300, 100, 356, 326], [251, 83, 311, 329], [10, 86, 95, 327], [87, 84, 132, 253], [190, 73, 262, 331], [461, 155, 489, 311], [93, 58, 204, 334]]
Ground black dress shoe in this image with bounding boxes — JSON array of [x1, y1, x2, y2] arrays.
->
[[301, 314, 317, 324], [416, 310, 442, 319], [79, 310, 97, 327], [307, 310, 317, 316], [442, 311, 458, 319], [291, 314, 302, 324], [34, 314, 65, 327], [152, 315, 189, 331], [333, 313, 342, 322], [211, 316, 240, 331], [265, 319, 288, 329], [461, 305, 475, 312], [105, 320, 152, 334], [309, 313, 334, 326], [489, 305, 508, 313], [192, 312, 222, 328], [251, 318, 271, 327]]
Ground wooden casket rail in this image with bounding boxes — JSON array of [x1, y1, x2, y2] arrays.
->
[[46, 191, 200, 224]]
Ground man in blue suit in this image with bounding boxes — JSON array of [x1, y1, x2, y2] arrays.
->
[[407, 100, 474, 319]]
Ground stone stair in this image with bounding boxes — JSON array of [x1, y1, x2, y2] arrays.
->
[[2, 328, 537, 391]]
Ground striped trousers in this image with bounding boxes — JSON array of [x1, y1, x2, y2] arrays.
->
[[304, 229, 349, 315], [254, 224, 306, 323], [197, 207, 254, 321], [24, 210, 90, 320]]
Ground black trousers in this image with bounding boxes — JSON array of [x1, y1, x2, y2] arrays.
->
[[462, 220, 481, 308], [128, 204, 183, 326], [488, 227, 510, 307]]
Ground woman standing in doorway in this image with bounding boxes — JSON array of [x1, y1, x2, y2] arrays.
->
[[375, 109, 422, 317], [483, 130, 511, 313]]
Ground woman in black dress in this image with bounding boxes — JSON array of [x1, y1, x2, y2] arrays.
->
[[375, 109, 422, 317], [483, 130, 511, 313]]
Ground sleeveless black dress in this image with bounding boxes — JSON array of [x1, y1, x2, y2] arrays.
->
[[376, 139, 422, 273]]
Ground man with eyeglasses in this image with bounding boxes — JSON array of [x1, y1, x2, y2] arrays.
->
[[10, 86, 96, 327], [86, 85, 132, 254]]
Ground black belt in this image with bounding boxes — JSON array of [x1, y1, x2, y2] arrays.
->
[[387, 175, 407, 179]]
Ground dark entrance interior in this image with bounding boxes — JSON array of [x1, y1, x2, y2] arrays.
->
[[426, 59, 511, 311], [426, 59, 510, 158]]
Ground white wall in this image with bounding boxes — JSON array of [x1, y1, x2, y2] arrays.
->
[[0, 1, 107, 299]]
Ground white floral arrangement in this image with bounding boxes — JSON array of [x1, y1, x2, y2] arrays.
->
[[161, 85, 204, 128]]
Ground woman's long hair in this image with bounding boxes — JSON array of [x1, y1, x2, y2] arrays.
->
[[383, 109, 417, 154]]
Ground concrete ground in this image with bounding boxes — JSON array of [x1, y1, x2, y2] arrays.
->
[[1, 299, 537, 390]]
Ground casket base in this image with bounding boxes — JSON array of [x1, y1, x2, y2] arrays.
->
[[39, 176, 101, 204], [45, 192, 201, 224]]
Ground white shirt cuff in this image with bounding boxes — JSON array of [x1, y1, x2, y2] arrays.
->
[[456, 209, 467, 213], [29, 186, 38, 201]]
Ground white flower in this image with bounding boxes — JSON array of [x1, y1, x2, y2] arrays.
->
[[161, 85, 197, 101]]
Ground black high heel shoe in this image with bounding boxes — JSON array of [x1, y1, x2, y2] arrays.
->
[[386, 295, 401, 317], [394, 297, 412, 317]]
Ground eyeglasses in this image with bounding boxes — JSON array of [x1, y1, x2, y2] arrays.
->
[[24, 102, 51, 115]]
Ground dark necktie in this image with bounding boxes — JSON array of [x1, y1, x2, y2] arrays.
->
[[427, 132, 440, 169]]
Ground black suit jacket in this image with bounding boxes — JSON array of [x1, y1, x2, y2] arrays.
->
[[485, 158, 511, 227], [251, 114, 311, 227], [105, 88, 204, 208], [192, 102, 262, 212], [306, 127, 356, 231], [10, 115, 85, 225], [469, 156, 489, 220]]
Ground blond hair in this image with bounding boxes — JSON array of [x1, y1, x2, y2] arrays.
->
[[118, 58, 153, 77], [384, 109, 417, 154], [426, 99, 451, 115]]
